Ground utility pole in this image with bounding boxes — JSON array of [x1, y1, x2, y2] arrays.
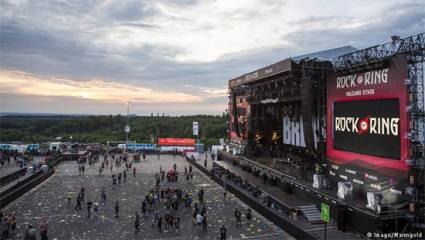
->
[[125, 101, 131, 153]]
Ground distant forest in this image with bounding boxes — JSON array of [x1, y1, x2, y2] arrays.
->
[[0, 114, 228, 147]]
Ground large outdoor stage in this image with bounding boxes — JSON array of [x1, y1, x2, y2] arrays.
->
[[226, 33, 425, 237]]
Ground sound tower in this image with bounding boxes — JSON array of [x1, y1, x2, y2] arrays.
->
[[300, 75, 315, 152], [231, 92, 241, 137]]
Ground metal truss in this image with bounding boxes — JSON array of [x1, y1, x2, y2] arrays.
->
[[335, 33, 425, 231], [334, 33, 425, 70]]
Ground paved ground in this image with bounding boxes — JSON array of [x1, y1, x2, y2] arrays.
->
[[3, 154, 293, 240]]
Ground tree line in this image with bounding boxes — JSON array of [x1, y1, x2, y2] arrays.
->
[[0, 114, 228, 147]]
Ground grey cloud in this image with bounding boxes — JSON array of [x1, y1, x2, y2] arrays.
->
[[281, 2, 425, 56], [0, 93, 226, 115], [102, 0, 157, 22], [116, 22, 159, 29], [1, 0, 424, 115]]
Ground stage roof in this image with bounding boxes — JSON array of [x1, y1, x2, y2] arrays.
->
[[228, 45, 357, 88]]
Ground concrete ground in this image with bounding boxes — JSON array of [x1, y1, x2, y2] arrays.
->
[[3, 154, 294, 240]]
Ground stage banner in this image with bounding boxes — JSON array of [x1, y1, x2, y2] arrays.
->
[[158, 138, 196, 146]]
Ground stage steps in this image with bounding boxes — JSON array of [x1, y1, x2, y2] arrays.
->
[[297, 204, 322, 223]]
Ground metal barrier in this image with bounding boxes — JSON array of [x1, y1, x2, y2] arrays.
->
[[0, 168, 27, 187], [0, 155, 63, 208], [1, 170, 43, 197]]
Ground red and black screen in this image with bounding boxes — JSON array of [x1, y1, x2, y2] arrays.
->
[[326, 55, 408, 174], [333, 99, 400, 159]]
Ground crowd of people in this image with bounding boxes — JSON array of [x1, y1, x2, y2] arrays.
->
[[0, 211, 48, 240], [2, 147, 262, 240]]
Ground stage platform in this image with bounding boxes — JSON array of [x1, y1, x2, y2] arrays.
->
[[192, 155, 362, 240], [202, 153, 408, 237], [245, 156, 380, 215]]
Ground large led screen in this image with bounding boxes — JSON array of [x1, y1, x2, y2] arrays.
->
[[333, 99, 400, 159]]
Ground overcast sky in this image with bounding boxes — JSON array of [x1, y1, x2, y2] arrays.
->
[[0, 0, 424, 115]]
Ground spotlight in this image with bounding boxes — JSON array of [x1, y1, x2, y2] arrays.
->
[[406, 159, 416, 166], [405, 186, 416, 196]]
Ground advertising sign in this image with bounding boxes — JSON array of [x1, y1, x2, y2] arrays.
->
[[126, 143, 156, 151], [193, 122, 199, 136], [160, 146, 195, 152], [158, 138, 196, 146]]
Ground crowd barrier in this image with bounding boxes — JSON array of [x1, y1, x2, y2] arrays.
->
[[1, 155, 63, 208], [0, 168, 27, 187], [185, 156, 317, 240]]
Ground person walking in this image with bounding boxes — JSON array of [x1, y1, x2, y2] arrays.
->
[[157, 216, 162, 233], [101, 187, 107, 205], [93, 202, 99, 212], [141, 200, 147, 217], [1, 216, 10, 240], [219, 224, 227, 240], [199, 187, 205, 204], [67, 189, 74, 207], [133, 167, 136, 177], [80, 187, 85, 202], [87, 200, 93, 218], [196, 213, 203, 233], [114, 200, 120, 218], [174, 216, 180, 234], [9, 214, 16, 237], [75, 193, 82, 211], [246, 209, 252, 222], [39, 218, 48, 240], [234, 209, 242, 228], [202, 214, 208, 232], [134, 212, 140, 233], [27, 224, 37, 240]]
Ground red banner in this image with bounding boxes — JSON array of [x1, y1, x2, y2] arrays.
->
[[158, 138, 196, 146]]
